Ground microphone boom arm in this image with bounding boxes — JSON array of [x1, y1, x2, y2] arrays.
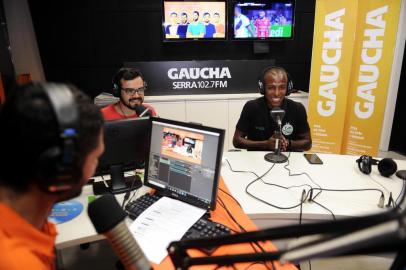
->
[[168, 207, 406, 270]]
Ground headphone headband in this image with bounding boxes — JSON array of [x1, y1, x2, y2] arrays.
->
[[356, 155, 397, 177], [37, 83, 80, 193], [258, 66, 293, 96], [112, 68, 147, 97]]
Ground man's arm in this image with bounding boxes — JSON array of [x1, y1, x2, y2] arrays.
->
[[233, 128, 277, 151], [289, 131, 312, 152]]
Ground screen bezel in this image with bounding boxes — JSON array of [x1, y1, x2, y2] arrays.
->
[[144, 117, 225, 210], [232, 0, 295, 41], [162, 0, 228, 42]]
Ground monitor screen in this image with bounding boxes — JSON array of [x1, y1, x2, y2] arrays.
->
[[162, 0, 227, 41], [94, 117, 151, 194], [233, 0, 295, 40], [144, 117, 225, 210]]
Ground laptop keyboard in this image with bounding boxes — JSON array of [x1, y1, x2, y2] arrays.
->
[[125, 193, 232, 254]]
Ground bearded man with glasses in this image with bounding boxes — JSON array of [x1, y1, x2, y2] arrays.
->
[[101, 68, 158, 121]]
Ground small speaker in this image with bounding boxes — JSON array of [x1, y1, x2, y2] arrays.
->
[[253, 42, 269, 54]]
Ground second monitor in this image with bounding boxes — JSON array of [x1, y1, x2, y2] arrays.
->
[[93, 117, 151, 195]]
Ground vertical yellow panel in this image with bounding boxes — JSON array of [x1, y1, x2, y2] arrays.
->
[[342, 0, 401, 156], [308, 0, 358, 153]]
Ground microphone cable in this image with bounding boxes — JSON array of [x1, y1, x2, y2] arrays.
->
[[225, 158, 312, 210], [122, 171, 142, 209], [395, 180, 405, 208], [216, 195, 274, 270], [283, 153, 336, 220]]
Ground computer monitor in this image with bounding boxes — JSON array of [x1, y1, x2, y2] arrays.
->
[[93, 117, 151, 195], [233, 0, 295, 40], [144, 117, 225, 210], [162, 0, 227, 41]]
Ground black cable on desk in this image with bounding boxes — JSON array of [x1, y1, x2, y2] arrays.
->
[[283, 152, 323, 201], [122, 171, 140, 209], [311, 200, 336, 220], [395, 180, 405, 208], [216, 196, 273, 270], [226, 158, 310, 210], [219, 187, 242, 208]]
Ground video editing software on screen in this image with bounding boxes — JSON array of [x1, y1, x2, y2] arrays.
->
[[147, 120, 222, 207]]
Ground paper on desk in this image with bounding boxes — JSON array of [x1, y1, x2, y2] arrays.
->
[[128, 196, 206, 264]]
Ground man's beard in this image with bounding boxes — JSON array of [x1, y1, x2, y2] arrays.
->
[[121, 97, 143, 110]]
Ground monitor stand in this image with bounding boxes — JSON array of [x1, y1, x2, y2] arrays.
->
[[93, 164, 143, 195]]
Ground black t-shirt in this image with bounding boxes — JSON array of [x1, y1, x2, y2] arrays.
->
[[236, 97, 310, 143]]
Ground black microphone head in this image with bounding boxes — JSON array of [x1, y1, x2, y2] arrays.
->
[[270, 108, 285, 122], [88, 194, 127, 234], [378, 158, 397, 177], [134, 105, 147, 116]]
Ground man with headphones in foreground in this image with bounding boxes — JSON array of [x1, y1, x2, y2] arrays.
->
[[233, 66, 312, 151], [0, 83, 104, 269], [101, 67, 158, 121]]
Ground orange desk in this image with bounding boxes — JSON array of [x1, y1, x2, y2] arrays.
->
[[153, 177, 298, 270]]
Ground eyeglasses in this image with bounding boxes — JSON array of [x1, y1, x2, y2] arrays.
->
[[121, 87, 146, 95]]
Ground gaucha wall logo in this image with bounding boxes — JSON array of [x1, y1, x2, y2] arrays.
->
[[168, 67, 231, 90]]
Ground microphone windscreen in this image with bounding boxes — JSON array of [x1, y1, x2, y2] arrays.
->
[[134, 105, 147, 116], [270, 108, 285, 122], [88, 194, 127, 233], [378, 158, 397, 177]]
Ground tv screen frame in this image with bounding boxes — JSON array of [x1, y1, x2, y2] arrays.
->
[[232, 0, 295, 41], [162, 0, 228, 42]]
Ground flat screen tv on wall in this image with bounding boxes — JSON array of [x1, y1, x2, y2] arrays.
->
[[232, 0, 295, 40], [162, 0, 227, 41]]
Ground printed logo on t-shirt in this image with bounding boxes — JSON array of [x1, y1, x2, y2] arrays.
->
[[282, 122, 293, 136], [254, 126, 265, 131]]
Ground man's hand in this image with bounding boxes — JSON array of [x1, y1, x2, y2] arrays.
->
[[269, 134, 288, 151]]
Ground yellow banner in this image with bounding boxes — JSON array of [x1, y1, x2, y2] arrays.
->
[[308, 0, 358, 153], [341, 0, 401, 156]]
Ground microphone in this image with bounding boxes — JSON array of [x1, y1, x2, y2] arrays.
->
[[264, 108, 288, 164], [134, 105, 150, 117], [270, 108, 285, 129], [88, 194, 151, 270]]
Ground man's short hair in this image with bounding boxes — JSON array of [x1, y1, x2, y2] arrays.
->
[[193, 11, 199, 16], [181, 12, 188, 17], [112, 68, 145, 91], [214, 12, 220, 17], [203, 12, 210, 17], [0, 83, 104, 192]]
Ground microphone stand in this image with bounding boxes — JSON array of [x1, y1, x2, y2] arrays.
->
[[265, 109, 288, 163]]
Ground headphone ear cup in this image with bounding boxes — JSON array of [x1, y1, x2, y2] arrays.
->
[[37, 147, 62, 190], [258, 80, 264, 95], [378, 158, 397, 177], [357, 155, 372, 174], [285, 73, 293, 96], [112, 83, 120, 97]]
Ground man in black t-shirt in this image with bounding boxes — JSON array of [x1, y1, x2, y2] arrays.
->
[[233, 67, 312, 151]]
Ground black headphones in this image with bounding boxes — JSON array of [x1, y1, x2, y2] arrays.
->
[[356, 155, 398, 177], [258, 66, 294, 96], [37, 83, 80, 193], [112, 68, 148, 97]]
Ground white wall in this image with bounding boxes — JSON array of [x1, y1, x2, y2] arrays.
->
[[145, 92, 309, 151]]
